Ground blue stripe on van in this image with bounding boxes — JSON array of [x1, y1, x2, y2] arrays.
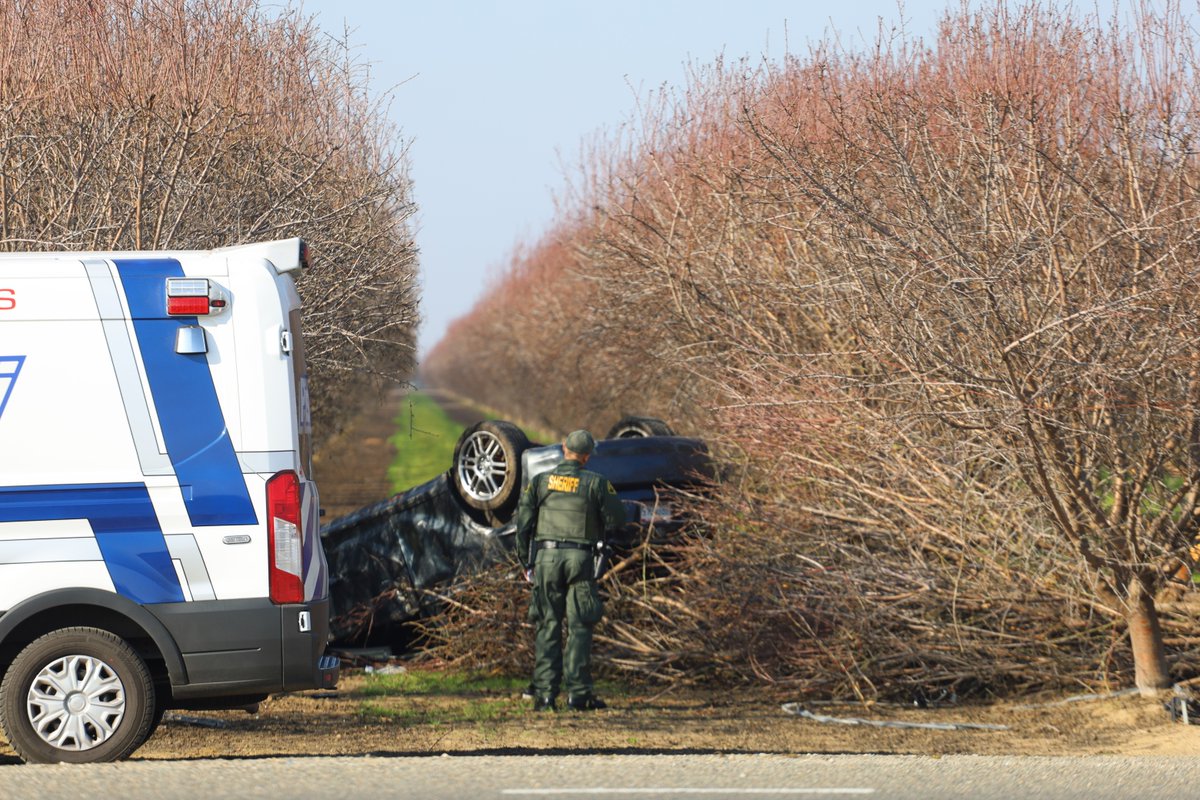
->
[[0, 483, 185, 604], [114, 259, 257, 528]]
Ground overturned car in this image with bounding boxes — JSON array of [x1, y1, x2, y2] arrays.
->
[[321, 415, 712, 644]]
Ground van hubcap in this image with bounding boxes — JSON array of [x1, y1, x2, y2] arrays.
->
[[27, 655, 126, 751]]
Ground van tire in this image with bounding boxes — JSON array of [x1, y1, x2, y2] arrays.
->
[[146, 679, 170, 738], [0, 627, 157, 763], [452, 420, 531, 522], [606, 416, 675, 439]]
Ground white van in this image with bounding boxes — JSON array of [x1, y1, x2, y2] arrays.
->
[[0, 239, 336, 763]]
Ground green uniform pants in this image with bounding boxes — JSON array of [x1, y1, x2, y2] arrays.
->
[[529, 547, 603, 699]]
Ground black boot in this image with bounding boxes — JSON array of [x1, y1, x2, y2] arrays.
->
[[533, 694, 557, 712], [567, 694, 607, 711]]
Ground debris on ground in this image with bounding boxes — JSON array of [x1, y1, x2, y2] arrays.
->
[[1014, 688, 1141, 710], [781, 703, 1010, 732]]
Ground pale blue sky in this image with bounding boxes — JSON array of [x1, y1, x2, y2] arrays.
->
[[296, 1, 948, 355]]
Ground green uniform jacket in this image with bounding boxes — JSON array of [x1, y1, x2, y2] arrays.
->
[[516, 459, 626, 568]]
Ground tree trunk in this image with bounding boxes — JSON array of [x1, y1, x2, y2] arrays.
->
[[1129, 587, 1171, 695]]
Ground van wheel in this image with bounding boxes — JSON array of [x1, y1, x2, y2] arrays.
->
[[606, 416, 675, 439], [146, 678, 171, 738], [0, 627, 157, 763], [452, 420, 531, 522]]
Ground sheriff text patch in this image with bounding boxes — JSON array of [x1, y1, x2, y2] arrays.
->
[[547, 475, 580, 493]]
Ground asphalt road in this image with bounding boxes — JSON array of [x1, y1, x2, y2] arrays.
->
[[1, 754, 1198, 799]]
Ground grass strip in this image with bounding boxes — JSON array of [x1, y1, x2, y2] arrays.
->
[[359, 669, 527, 697], [358, 668, 626, 700], [357, 669, 531, 725], [387, 392, 466, 494], [355, 668, 629, 726]]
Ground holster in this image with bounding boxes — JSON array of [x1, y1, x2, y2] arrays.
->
[[593, 540, 612, 580]]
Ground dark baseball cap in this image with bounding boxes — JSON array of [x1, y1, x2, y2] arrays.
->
[[564, 429, 596, 455]]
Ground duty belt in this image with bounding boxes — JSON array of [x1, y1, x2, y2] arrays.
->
[[536, 540, 592, 551]]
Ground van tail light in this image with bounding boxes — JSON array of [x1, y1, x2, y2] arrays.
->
[[167, 295, 210, 315], [166, 278, 211, 316], [266, 470, 304, 604]]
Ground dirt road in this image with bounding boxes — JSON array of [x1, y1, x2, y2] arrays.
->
[[423, 388, 489, 430]]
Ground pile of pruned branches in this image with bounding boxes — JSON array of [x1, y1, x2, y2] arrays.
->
[[417, 485, 1138, 699]]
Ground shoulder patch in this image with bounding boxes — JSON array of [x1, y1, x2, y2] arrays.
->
[[607, 482, 617, 495]]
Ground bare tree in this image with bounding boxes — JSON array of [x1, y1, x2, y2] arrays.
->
[[741, 1, 1200, 692], [0, 0, 420, 440]]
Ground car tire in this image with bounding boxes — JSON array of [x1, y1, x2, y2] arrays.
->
[[452, 420, 531, 521], [606, 416, 675, 439], [0, 627, 157, 764]]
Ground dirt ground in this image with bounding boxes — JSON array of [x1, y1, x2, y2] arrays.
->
[[3, 672, 1193, 763], [7, 388, 1194, 763], [3, 663, 1198, 762]]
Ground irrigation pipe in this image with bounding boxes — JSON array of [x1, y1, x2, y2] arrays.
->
[[1012, 688, 1139, 709], [781, 703, 1010, 732]]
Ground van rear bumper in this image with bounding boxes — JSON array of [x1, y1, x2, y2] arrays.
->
[[148, 596, 336, 701]]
